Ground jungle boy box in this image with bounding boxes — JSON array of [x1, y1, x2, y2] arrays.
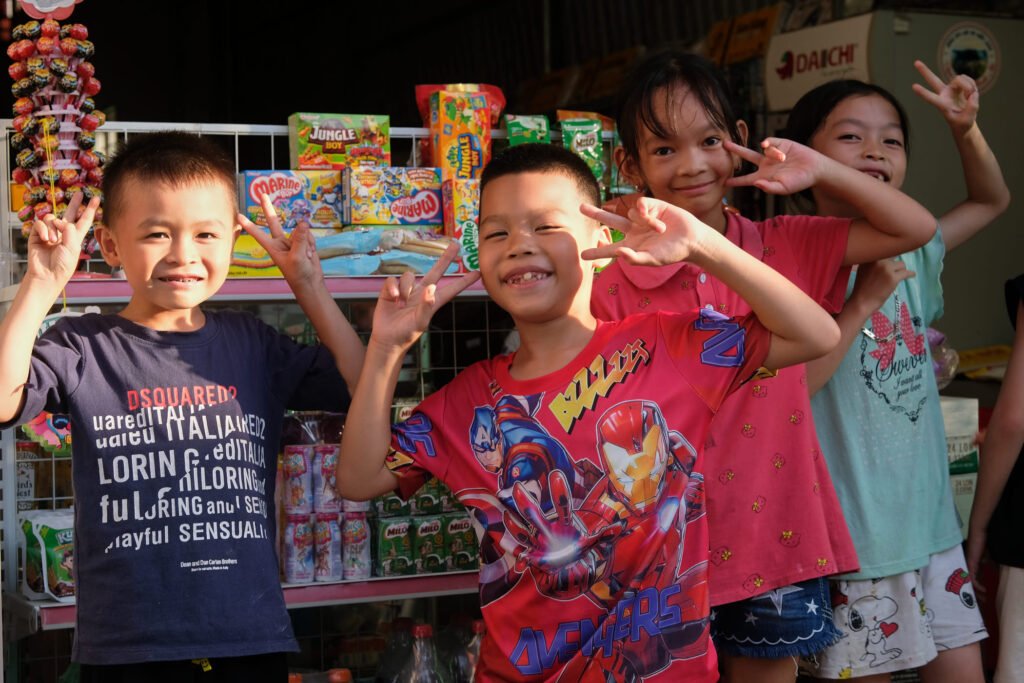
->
[[288, 113, 390, 170], [428, 92, 490, 182]]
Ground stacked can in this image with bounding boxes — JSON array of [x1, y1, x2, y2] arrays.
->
[[312, 444, 343, 582], [341, 499, 371, 580]]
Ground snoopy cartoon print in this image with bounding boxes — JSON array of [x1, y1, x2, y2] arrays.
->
[[848, 595, 903, 667]]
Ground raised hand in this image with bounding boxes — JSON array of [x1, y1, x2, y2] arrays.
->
[[850, 259, 915, 313], [579, 197, 709, 267], [725, 138, 825, 195], [27, 192, 101, 286], [370, 242, 480, 351], [238, 193, 321, 289], [912, 59, 979, 136]]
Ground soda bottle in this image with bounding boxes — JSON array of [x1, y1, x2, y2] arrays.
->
[[396, 624, 450, 683], [375, 617, 414, 683]]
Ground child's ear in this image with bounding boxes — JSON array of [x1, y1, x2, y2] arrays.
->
[[93, 225, 121, 268], [590, 223, 614, 270], [613, 146, 644, 191], [733, 120, 751, 173]]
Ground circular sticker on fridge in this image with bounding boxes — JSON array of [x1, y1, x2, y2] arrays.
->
[[938, 22, 1000, 92]]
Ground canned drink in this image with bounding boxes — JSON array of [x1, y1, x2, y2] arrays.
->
[[314, 512, 343, 582], [282, 445, 313, 514], [312, 445, 340, 513], [342, 511, 371, 580], [284, 513, 314, 583]]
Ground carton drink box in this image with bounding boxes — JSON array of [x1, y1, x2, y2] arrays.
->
[[350, 166, 442, 227], [373, 516, 414, 577], [429, 91, 490, 183], [412, 477, 443, 516], [444, 512, 479, 571], [374, 491, 412, 518], [288, 113, 390, 170], [412, 515, 447, 574]]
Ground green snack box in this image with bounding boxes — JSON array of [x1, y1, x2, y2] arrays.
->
[[374, 491, 412, 518], [444, 512, 479, 571], [288, 113, 390, 171], [412, 478, 444, 516], [412, 515, 447, 574], [373, 517, 414, 577], [504, 114, 550, 145]]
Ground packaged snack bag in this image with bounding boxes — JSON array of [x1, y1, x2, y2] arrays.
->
[[429, 91, 491, 182], [288, 113, 390, 170], [412, 478, 443, 516], [504, 114, 550, 145], [238, 170, 349, 229], [373, 516, 414, 577], [560, 118, 604, 182], [350, 167, 442, 226], [20, 508, 75, 601], [412, 516, 447, 574], [443, 512, 479, 571], [441, 179, 479, 273]]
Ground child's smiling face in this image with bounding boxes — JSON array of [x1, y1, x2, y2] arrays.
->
[[97, 178, 239, 330], [811, 93, 908, 191]]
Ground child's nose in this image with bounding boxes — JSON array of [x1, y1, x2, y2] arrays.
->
[[506, 228, 537, 257], [167, 238, 198, 264]]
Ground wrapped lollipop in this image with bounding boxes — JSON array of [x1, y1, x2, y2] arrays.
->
[[13, 96, 35, 115]]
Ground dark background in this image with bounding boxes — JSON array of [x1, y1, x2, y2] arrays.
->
[[6, 0, 1020, 127]]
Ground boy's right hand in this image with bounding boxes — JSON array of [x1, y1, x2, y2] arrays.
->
[[26, 192, 100, 287], [370, 242, 480, 352], [850, 259, 915, 313]]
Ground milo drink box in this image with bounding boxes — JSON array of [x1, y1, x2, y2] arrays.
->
[[373, 491, 412, 518], [373, 517, 414, 577], [412, 478, 443, 516], [412, 515, 447, 574], [444, 512, 479, 571]]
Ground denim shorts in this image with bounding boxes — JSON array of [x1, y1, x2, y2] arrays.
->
[[711, 576, 842, 658]]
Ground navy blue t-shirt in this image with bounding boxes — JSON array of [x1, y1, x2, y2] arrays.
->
[[3, 310, 349, 664]]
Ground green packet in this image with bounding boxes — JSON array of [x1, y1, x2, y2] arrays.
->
[[21, 508, 75, 602], [560, 118, 605, 182], [504, 114, 550, 145]]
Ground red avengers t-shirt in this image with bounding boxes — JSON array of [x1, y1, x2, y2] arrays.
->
[[387, 311, 769, 682], [593, 211, 860, 606]]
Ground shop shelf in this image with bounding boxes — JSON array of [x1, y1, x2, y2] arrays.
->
[[4, 570, 479, 636]]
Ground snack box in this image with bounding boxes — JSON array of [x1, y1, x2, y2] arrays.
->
[[288, 113, 390, 170], [412, 515, 447, 574], [230, 228, 341, 278], [372, 517, 414, 577], [443, 512, 478, 571], [350, 166, 442, 226], [429, 91, 491, 182], [374, 491, 412, 518], [442, 179, 479, 272], [238, 170, 349, 229]]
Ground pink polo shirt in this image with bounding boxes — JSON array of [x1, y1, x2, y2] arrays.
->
[[592, 210, 860, 606]]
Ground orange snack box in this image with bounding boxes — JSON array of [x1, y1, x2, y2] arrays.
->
[[429, 92, 491, 182]]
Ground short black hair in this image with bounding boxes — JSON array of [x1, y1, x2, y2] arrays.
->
[[616, 50, 744, 167], [480, 143, 601, 208], [102, 131, 237, 226], [783, 79, 911, 157]]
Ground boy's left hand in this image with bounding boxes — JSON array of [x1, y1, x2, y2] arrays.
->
[[238, 193, 322, 290], [580, 197, 708, 266], [912, 59, 979, 137]]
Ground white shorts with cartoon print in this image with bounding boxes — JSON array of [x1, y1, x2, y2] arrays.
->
[[801, 544, 988, 679]]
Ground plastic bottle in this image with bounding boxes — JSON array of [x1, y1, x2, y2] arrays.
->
[[465, 620, 484, 679], [447, 618, 485, 683], [375, 617, 414, 683], [395, 624, 450, 683]]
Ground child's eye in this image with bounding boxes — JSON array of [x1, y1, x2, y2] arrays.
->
[[482, 230, 507, 241], [884, 138, 904, 148], [536, 225, 561, 233], [838, 133, 860, 141], [651, 146, 673, 157], [197, 232, 219, 239], [703, 136, 722, 147], [145, 232, 169, 240]]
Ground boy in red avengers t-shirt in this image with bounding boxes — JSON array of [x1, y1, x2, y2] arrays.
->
[[336, 144, 839, 681]]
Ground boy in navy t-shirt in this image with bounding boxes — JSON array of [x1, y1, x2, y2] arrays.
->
[[0, 133, 363, 682]]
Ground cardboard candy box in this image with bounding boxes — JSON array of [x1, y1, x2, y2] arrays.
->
[[350, 167, 442, 226], [429, 91, 491, 182], [238, 170, 350, 229], [372, 517, 414, 577], [231, 228, 340, 278], [288, 113, 390, 170], [442, 179, 479, 272]]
